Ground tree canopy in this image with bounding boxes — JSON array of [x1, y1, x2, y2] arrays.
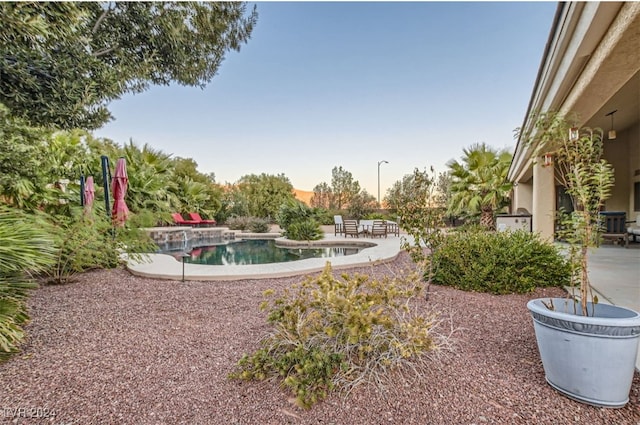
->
[[0, 2, 258, 129], [446, 143, 513, 229]]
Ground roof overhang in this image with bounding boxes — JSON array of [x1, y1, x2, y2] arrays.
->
[[508, 1, 639, 183]]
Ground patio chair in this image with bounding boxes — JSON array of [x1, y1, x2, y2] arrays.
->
[[334, 215, 344, 236], [370, 220, 387, 238], [172, 213, 199, 226], [188, 212, 216, 227], [386, 220, 400, 236], [599, 211, 628, 248], [627, 215, 640, 244], [343, 219, 362, 238]]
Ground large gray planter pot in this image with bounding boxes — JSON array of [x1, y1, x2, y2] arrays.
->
[[527, 298, 640, 408]]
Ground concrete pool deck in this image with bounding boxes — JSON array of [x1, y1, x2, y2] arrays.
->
[[126, 233, 404, 281]]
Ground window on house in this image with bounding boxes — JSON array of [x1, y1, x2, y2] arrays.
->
[[556, 185, 573, 213]]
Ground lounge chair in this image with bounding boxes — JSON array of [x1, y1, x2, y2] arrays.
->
[[334, 215, 344, 236], [343, 219, 362, 238], [172, 213, 199, 226], [370, 220, 387, 238], [188, 212, 216, 226]]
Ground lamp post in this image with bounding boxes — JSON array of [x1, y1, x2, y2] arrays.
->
[[181, 253, 190, 282], [377, 160, 388, 207]]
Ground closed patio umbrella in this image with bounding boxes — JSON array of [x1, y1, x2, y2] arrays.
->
[[84, 176, 95, 214], [111, 158, 129, 226]]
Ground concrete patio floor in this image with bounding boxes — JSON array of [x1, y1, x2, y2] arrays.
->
[[582, 243, 640, 371]]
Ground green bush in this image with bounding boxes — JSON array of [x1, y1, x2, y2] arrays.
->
[[431, 229, 571, 294], [277, 200, 323, 241], [225, 216, 249, 230], [313, 208, 335, 226], [225, 216, 271, 233], [286, 219, 323, 241], [246, 217, 271, 233], [46, 208, 155, 284], [230, 263, 442, 409], [0, 207, 55, 357]]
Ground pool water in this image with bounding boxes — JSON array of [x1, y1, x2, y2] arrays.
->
[[168, 239, 362, 266]]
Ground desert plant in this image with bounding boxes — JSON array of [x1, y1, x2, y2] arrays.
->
[[224, 216, 271, 233], [230, 263, 446, 409], [246, 217, 271, 233], [285, 219, 323, 241], [46, 208, 155, 284], [224, 216, 250, 231], [524, 112, 615, 315], [431, 229, 571, 294], [0, 206, 55, 356]]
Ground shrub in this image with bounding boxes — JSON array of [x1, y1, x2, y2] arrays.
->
[[313, 208, 335, 226], [277, 199, 323, 241], [225, 216, 271, 233], [225, 216, 249, 230], [230, 263, 444, 409], [0, 207, 55, 357], [286, 219, 323, 241], [246, 217, 271, 233], [46, 208, 155, 284], [431, 229, 571, 294]]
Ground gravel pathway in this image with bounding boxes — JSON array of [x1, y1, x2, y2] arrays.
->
[[1, 253, 639, 424]]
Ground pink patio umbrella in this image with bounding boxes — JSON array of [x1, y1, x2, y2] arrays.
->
[[83, 176, 95, 214], [111, 157, 129, 226]]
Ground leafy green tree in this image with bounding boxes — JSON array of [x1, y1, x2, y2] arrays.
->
[[236, 173, 295, 219], [122, 141, 177, 220], [329, 166, 360, 209], [0, 104, 52, 210], [311, 182, 332, 209], [171, 157, 222, 219], [446, 143, 513, 230], [396, 167, 446, 283], [346, 190, 376, 220], [0, 2, 258, 129], [385, 173, 423, 215]]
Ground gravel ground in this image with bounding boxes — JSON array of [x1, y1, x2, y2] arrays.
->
[[1, 252, 639, 425]]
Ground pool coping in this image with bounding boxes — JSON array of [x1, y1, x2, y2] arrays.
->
[[125, 233, 403, 281]]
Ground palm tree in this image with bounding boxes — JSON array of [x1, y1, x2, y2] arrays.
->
[[0, 206, 55, 354], [447, 143, 513, 230]]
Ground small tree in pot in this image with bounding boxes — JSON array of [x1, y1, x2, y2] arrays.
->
[[528, 112, 614, 314], [520, 112, 640, 408]]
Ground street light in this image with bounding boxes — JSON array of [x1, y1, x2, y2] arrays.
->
[[377, 160, 389, 207]]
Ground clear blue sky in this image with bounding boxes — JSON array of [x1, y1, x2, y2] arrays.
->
[[95, 1, 557, 198]]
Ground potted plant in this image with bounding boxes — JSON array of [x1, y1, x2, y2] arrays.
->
[[523, 112, 640, 408]]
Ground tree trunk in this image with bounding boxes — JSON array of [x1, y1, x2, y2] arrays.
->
[[480, 209, 494, 230]]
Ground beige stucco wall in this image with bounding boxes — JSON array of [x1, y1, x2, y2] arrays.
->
[[532, 159, 555, 241], [604, 129, 631, 213], [603, 122, 640, 216], [628, 122, 640, 216], [512, 180, 533, 215]]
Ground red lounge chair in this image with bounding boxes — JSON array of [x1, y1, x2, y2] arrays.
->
[[172, 213, 199, 226], [188, 212, 216, 226]]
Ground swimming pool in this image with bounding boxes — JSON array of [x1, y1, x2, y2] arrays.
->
[[165, 239, 362, 266]]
